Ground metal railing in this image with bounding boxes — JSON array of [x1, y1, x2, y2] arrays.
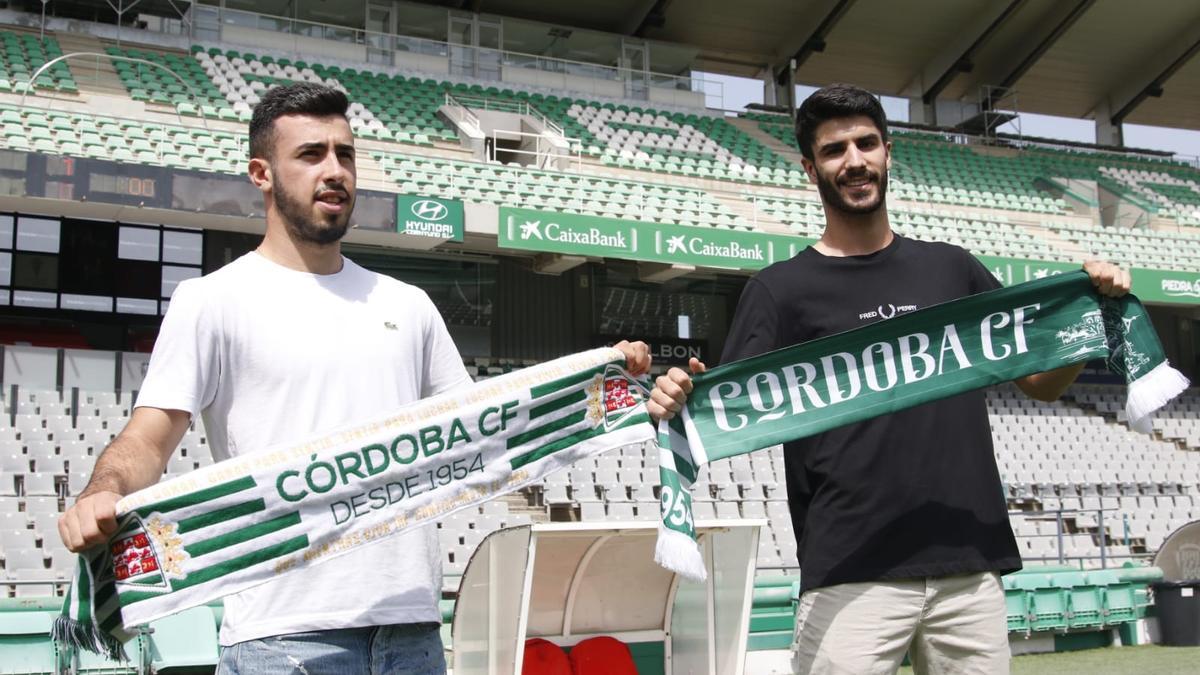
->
[[450, 94, 564, 138], [381, 151, 717, 223], [442, 92, 482, 133], [194, 7, 722, 108], [1011, 507, 1155, 568], [22, 53, 202, 129], [892, 122, 1197, 169], [15, 55, 234, 168]]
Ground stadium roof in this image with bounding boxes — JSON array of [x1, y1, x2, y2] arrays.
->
[[435, 0, 1200, 131]]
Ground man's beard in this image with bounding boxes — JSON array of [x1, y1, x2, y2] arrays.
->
[[814, 165, 888, 215], [273, 180, 353, 245]]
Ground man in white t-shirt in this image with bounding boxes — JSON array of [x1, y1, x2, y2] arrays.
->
[[58, 82, 651, 674]]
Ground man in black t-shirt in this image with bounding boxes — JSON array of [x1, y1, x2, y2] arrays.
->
[[647, 84, 1131, 674]]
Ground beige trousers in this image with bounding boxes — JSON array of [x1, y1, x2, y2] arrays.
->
[[790, 572, 1010, 675]]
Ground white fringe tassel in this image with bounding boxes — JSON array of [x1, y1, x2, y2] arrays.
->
[[1125, 361, 1190, 434], [655, 525, 708, 583]]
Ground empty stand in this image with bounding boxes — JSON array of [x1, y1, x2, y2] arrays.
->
[[0, 25, 1197, 601], [374, 151, 750, 229], [0, 30, 76, 93]]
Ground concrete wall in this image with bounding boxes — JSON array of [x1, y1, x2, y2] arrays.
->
[[465, 201, 498, 236], [394, 51, 449, 75], [501, 67, 625, 100], [0, 10, 191, 51], [474, 109, 525, 131], [120, 351, 152, 391], [1098, 186, 1152, 228], [63, 349, 116, 391], [2, 345, 58, 389], [221, 25, 365, 62], [648, 85, 705, 109]]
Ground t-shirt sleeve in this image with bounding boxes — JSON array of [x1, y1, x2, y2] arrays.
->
[[134, 279, 219, 417], [964, 248, 1003, 294], [420, 292, 473, 397], [719, 277, 780, 365]]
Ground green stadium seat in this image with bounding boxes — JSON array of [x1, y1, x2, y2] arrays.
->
[[1002, 577, 1030, 633], [146, 606, 220, 671], [0, 610, 56, 674], [1089, 569, 1138, 624], [1056, 572, 1104, 629], [1011, 574, 1068, 632], [0, 30, 77, 94]]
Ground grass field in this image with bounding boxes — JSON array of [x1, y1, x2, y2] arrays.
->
[[897, 645, 1200, 674]]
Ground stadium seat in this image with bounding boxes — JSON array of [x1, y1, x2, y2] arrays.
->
[[22, 472, 56, 497], [522, 638, 571, 675], [1056, 572, 1104, 629], [1010, 574, 1068, 632], [1002, 577, 1030, 633], [567, 636, 638, 675], [0, 30, 76, 95], [146, 606, 220, 671], [1089, 569, 1138, 624], [24, 497, 59, 514], [0, 610, 56, 674]]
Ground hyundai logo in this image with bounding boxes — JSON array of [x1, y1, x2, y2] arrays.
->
[[411, 200, 448, 221]]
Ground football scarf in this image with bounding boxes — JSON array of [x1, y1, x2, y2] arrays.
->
[[59, 272, 1189, 657], [654, 271, 1189, 581], [57, 348, 655, 659]]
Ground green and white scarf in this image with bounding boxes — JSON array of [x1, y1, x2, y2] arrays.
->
[[60, 272, 1189, 657], [57, 348, 655, 659], [654, 271, 1189, 581]]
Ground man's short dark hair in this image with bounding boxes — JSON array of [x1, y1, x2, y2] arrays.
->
[[795, 84, 888, 161], [249, 82, 350, 159]]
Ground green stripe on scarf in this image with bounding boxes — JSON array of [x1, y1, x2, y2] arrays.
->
[[653, 271, 1189, 581], [132, 476, 256, 517], [176, 499, 266, 534], [183, 512, 301, 558], [529, 390, 588, 420]]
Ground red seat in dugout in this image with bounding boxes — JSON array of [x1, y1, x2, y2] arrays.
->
[[521, 638, 571, 675], [568, 635, 639, 675]]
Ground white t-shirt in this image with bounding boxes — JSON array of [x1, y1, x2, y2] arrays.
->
[[136, 252, 472, 645]]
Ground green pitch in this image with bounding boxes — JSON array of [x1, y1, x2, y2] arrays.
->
[[899, 645, 1200, 675]]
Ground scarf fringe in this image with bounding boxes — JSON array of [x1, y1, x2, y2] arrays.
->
[[654, 525, 708, 582], [52, 615, 128, 662], [1125, 361, 1190, 434]]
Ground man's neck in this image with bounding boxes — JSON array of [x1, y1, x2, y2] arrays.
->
[[813, 208, 893, 257], [257, 224, 343, 275]]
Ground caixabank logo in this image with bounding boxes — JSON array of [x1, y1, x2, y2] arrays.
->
[[1161, 278, 1200, 299]]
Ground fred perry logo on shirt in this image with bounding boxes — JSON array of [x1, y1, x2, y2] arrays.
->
[[858, 302, 918, 321], [384, 321, 398, 330]]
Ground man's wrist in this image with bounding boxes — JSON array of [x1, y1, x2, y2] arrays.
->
[[77, 471, 125, 500]]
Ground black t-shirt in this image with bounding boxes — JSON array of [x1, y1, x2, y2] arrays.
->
[[721, 234, 1022, 592]]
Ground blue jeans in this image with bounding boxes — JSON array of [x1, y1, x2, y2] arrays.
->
[[216, 622, 446, 675]]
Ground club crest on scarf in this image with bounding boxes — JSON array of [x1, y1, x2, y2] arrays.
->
[[111, 532, 159, 582], [1051, 309, 1109, 362], [1102, 302, 1152, 378], [586, 365, 648, 430], [109, 515, 185, 589]]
